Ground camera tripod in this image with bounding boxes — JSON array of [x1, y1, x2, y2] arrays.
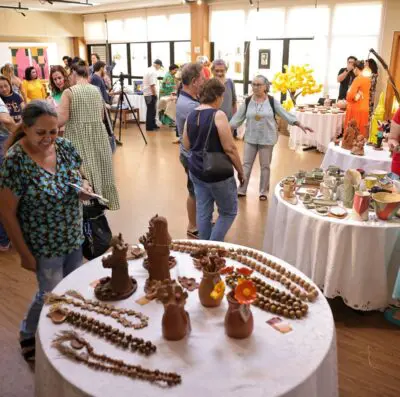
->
[[112, 73, 147, 145]]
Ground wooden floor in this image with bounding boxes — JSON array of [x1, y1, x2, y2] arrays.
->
[[0, 125, 399, 397]]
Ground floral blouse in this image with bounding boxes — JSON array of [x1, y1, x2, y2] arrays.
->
[[0, 138, 84, 258]]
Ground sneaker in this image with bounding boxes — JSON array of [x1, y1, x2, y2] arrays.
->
[[172, 138, 180, 144], [0, 242, 11, 252]]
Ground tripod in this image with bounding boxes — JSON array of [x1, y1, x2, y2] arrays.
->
[[112, 73, 147, 145]]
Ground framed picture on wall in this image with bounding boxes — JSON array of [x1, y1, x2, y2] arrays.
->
[[258, 49, 271, 69]]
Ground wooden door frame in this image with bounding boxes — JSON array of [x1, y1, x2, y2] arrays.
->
[[385, 31, 400, 118]]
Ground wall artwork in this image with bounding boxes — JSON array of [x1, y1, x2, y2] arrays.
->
[[10, 47, 49, 79], [258, 49, 271, 69]]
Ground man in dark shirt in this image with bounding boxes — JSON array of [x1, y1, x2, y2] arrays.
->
[[337, 56, 357, 100], [91, 61, 111, 104]]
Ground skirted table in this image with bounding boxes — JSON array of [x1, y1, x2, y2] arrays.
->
[[264, 184, 400, 311], [35, 242, 338, 397], [321, 142, 392, 173], [289, 111, 346, 153], [125, 93, 147, 123]]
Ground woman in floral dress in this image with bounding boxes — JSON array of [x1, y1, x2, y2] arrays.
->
[[0, 101, 93, 361], [58, 61, 119, 210]]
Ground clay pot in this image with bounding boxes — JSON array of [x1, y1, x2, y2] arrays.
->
[[352, 191, 370, 221], [372, 192, 400, 220], [198, 270, 222, 307], [224, 291, 254, 339], [162, 304, 190, 341]]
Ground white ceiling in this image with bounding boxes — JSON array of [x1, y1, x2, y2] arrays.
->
[[0, 0, 186, 14]]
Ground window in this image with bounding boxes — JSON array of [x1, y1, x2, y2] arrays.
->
[[174, 42, 191, 66], [111, 44, 128, 76], [130, 43, 148, 76], [214, 43, 244, 81], [151, 42, 170, 77], [247, 8, 285, 40], [125, 17, 148, 42]]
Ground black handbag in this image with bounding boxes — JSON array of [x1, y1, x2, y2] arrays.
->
[[202, 112, 233, 179], [82, 200, 112, 260]]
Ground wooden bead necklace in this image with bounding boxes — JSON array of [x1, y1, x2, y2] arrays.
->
[[47, 305, 156, 356], [225, 273, 308, 319], [45, 290, 149, 330], [170, 241, 318, 302], [52, 331, 181, 386]]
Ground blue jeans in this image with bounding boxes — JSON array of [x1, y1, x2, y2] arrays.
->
[[20, 247, 83, 341], [190, 173, 238, 241], [0, 134, 9, 247]]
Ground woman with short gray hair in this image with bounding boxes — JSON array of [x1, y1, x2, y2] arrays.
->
[[230, 75, 312, 200]]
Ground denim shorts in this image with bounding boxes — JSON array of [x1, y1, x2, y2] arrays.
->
[[179, 153, 195, 197]]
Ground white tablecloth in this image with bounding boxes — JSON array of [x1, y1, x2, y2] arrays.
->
[[36, 242, 338, 397], [289, 111, 346, 153], [125, 94, 147, 122], [321, 141, 392, 172], [264, 185, 400, 311]]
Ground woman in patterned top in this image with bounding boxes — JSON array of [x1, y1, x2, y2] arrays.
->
[[1, 63, 27, 103], [0, 101, 94, 361], [58, 61, 120, 210], [0, 75, 24, 123]]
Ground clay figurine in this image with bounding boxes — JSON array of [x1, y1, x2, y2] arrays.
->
[[198, 255, 225, 307], [342, 119, 359, 150], [374, 131, 384, 150], [139, 215, 172, 292], [94, 234, 138, 301], [351, 134, 366, 156], [157, 281, 191, 341]]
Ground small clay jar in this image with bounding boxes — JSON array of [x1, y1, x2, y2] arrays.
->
[[198, 270, 222, 307], [224, 291, 254, 339], [162, 304, 190, 341]]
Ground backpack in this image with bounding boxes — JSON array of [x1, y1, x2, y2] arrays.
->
[[245, 95, 277, 123]]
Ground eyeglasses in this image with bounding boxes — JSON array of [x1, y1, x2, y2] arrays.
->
[[251, 83, 265, 87]]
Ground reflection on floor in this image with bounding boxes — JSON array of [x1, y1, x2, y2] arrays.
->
[[0, 125, 398, 397]]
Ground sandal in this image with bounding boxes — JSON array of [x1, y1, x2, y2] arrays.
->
[[259, 195, 268, 201], [238, 193, 246, 198], [186, 230, 199, 239], [20, 337, 36, 362]]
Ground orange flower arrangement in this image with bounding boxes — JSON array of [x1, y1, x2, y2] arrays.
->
[[234, 280, 257, 305], [237, 267, 253, 277], [220, 266, 234, 275]]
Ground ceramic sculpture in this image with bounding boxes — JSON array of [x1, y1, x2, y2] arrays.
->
[[352, 191, 371, 221], [342, 119, 359, 150], [157, 281, 191, 341], [94, 234, 138, 301], [139, 215, 172, 292], [343, 169, 361, 208], [351, 134, 366, 156]]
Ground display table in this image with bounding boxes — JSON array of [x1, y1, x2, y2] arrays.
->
[[264, 185, 400, 311], [289, 111, 346, 153], [321, 142, 392, 172], [125, 94, 146, 123], [36, 242, 338, 397]]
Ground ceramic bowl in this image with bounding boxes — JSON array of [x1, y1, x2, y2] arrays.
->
[[372, 192, 400, 220], [369, 170, 388, 180]]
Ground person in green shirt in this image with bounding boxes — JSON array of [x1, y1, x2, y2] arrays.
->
[[159, 64, 179, 127], [49, 65, 70, 105]]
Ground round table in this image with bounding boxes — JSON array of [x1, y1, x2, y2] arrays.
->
[[321, 141, 392, 172], [35, 242, 338, 397], [264, 184, 400, 311], [289, 111, 346, 153]]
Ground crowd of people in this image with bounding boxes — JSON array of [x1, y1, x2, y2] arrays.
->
[[1, 50, 399, 360]]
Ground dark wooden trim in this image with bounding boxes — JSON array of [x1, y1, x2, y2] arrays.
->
[[243, 41, 250, 95], [147, 42, 152, 67], [170, 42, 174, 65]]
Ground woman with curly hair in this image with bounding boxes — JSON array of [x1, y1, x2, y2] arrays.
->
[[21, 66, 46, 103], [49, 65, 70, 105]]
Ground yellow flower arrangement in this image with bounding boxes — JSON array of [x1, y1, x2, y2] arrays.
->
[[210, 280, 225, 300], [272, 64, 323, 105]]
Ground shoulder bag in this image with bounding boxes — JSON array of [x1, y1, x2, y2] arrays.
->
[[202, 111, 233, 180]]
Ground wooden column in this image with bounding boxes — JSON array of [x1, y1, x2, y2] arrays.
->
[[72, 37, 87, 61], [190, 3, 210, 62], [385, 31, 400, 119]]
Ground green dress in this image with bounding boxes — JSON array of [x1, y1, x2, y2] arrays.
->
[[64, 83, 120, 210], [159, 72, 176, 126]]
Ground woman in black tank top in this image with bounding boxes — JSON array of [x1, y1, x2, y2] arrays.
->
[[182, 78, 244, 242]]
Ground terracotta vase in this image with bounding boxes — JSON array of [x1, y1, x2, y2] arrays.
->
[[352, 191, 370, 221], [224, 292, 254, 339], [162, 304, 190, 341], [198, 270, 222, 307]]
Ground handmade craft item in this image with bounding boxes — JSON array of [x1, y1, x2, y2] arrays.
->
[[127, 245, 145, 260], [352, 191, 371, 221], [372, 192, 400, 220], [94, 234, 137, 301], [51, 332, 181, 386], [374, 131, 384, 150], [343, 169, 361, 208], [139, 215, 172, 292], [198, 255, 225, 307], [45, 290, 148, 329], [157, 281, 191, 341], [282, 179, 296, 199], [342, 119, 360, 150], [47, 306, 156, 355], [225, 281, 256, 339], [365, 176, 378, 190], [369, 92, 385, 145], [320, 182, 333, 200], [143, 256, 177, 271], [178, 276, 199, 291], [351, 134, 366, 156]]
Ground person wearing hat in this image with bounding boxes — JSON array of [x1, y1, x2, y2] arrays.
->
[[143, 59, 163, 131]]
